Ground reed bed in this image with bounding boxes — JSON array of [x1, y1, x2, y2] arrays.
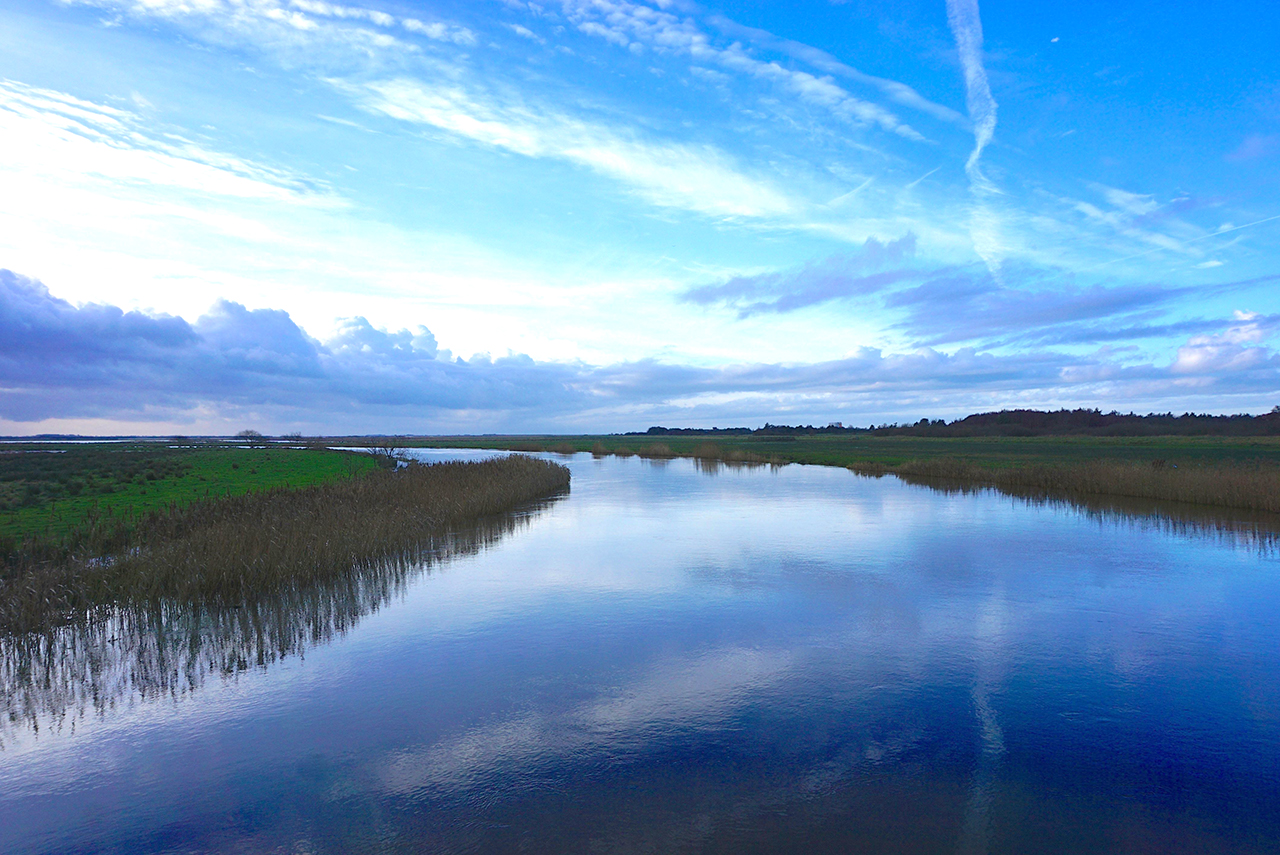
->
[[852, 457, 1280, 515], [0, 456, 569, 635], [2, 510, 539, 739]]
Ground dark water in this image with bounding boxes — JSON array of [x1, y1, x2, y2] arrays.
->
[[3, 451, 1279, 854]]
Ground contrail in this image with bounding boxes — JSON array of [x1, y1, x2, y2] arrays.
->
[[905, 165, 941, 189], [1082, 212, 1280, 272], [947, 0, 998, 187], [946, 0, 1002, 280]]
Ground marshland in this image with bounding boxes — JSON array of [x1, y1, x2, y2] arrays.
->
[[378, 428, 1280, 516], [3, 432, 1280, 854], [5, 448, 1280, 854], [0, 445, 569, 634]]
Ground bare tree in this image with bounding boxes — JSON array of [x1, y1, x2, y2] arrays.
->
[[236, 429, 266, 447], [369, 437, 404, 464]]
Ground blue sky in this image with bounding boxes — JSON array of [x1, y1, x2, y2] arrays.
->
[[1, 0, 1278, 434]]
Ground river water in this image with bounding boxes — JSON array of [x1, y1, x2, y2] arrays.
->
[[2, 450, 1279, 853]]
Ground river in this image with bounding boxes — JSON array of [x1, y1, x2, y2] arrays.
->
[[2, 450, 1278, 853]]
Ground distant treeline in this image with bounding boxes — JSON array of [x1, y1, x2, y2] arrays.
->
[[636, 407, 1280, 438]]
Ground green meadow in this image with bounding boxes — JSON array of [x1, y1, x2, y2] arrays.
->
[[0, 443, 379, 546]]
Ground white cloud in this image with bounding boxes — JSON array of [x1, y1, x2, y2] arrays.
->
[[556, 0, 929, 141], [945, 0, 1003, 278], [1172, 311, 1276, 374], [0, 79, 338, 205], [401, 18, 476, 45], [349, 77, 798, 219]]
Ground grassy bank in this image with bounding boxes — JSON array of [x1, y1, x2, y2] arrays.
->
[[388, 434, 1280, 515], [1, 455, 569, 634], [0, 444, 380, 558]]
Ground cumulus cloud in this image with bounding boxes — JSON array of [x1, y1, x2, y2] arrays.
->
[[5, 270, 1280, 432], [1172, 311, 1280, 374], [0, 270, 584, 425]]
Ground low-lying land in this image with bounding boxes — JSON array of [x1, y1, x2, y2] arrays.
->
[[1, 443, 380, 552], [1, 452, 569, 634], [384, 433, 1280, 516]]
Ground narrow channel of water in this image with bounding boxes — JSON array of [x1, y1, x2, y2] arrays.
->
[[2, 451, 1278, 853]]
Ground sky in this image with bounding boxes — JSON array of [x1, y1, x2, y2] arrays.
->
[[1, 0, 1278, 435]]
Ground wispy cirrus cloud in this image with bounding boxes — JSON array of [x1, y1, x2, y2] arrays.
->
[[0, 79, 338, 206], [347, 77, 799, 219], [705, 15, 967, 128], [553, 0, 932, 141]]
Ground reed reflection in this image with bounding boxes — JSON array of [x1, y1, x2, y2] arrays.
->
[[1, 502, 559, 742], [872, 470, 1280, 553]]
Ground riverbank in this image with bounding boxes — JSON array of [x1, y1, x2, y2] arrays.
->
[[385, 434, 1280, 515], [1, 455, 570, 634]]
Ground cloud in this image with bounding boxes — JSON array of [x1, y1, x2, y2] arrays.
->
[[1172, 311, 1279, 374], [0, 270, 584, 425], [885, 265, 1183, 345], [682, 233, 920, 315], [704, 15, 967, 128], [347, 78, 798, 219], [0, 79, 338, 206], [945, 0, 1002, 277], [5, 271, 1279, 433], [555, 0, 930, 141], [945, 0, 996, 181]]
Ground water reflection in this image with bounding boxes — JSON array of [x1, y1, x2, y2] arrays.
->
[[1, 502, 557, 742], [866, 471, 1280, 552], [4, 454, 1280, 854]]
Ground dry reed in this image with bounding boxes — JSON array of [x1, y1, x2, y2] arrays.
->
[[1, 456, 569, 634], [2, 509, 541, 738], [852, 457, 1280, 515]]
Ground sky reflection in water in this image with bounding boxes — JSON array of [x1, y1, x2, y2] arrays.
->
[[2, 452, 1278, 853]]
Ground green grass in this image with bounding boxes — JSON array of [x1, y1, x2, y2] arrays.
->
[[0, 444, 379, 546]]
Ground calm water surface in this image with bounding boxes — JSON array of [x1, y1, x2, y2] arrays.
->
[[2, 451, 1279, 853]]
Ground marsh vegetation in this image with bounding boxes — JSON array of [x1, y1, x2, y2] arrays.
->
[[0, 455, 569, 635], [395, 434, 1280, 516], [1, 507, 551, 740]]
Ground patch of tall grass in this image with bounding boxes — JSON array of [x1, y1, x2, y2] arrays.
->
[[852, 457, 1280, 515], [0, 456, 569, 635], [1, 508, 547, 739]]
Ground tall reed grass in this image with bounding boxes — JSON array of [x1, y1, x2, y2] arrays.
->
[[0, 456, 569, 635], [852, 458, 1280, 515], [2, 509, 543, 740]]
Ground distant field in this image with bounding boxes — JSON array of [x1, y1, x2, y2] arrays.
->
[[0, 443, 379, 545], [387, 433, 1280, 469]]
